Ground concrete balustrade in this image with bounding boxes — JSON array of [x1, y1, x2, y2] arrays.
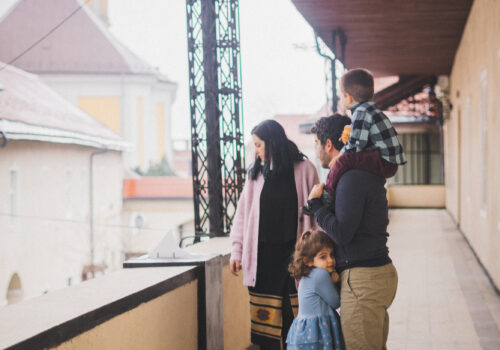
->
[[0, 237, 251, 350]]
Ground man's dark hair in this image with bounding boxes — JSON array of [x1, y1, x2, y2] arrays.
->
[[310, 113, 351, 151], [340, 68, 374, 102]]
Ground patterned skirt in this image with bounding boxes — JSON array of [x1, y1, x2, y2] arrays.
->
[[248, 241, 297, 350]]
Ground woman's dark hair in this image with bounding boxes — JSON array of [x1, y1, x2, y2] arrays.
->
[[288, 229, 337, 281], [250, 119, 306, 180], [310, 113, 351, 151]]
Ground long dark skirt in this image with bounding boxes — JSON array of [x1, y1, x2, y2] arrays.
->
[[248, 241, 297, 350]]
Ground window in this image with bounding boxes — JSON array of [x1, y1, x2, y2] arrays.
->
[[480, 70, 487, 217], [389, 132, 442, 185], [80, 168, 87, 218], [9, 170, 18, 222], [65, 169, 72, 219]]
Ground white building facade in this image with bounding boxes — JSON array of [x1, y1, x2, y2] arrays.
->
[[0, 63, 128, 305], [0, 0, 177, 171]]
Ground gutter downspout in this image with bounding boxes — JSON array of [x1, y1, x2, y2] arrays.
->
[[0, 131, 7, 147], [89, 148, 108, 279], [314, 29, 347, 114]]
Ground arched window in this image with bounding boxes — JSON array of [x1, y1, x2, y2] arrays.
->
[[6, 273, 23, 305]]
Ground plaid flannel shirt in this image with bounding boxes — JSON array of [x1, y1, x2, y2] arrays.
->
[[341, 101, 407, 165]]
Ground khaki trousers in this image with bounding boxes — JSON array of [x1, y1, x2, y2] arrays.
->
[[340, 263, 398, 350]]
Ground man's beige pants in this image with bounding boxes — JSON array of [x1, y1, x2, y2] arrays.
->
[[340, 263, 398, 350]]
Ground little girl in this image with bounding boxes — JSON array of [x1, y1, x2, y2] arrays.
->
[[287, 230, 345, 350]]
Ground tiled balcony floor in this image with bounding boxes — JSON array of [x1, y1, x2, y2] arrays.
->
[[248, 209, 500, 350], [387, 209, 500, 350]]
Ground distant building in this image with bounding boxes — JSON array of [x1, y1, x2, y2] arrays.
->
[[0, 62, 128, 305], [0, 0, 177, 171], [172, 139, 192, 178], [122, 177, 195, 256]]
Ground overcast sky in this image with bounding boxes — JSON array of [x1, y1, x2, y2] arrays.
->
[[1, 0, 327, 139]]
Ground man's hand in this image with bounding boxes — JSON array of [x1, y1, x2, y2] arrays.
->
[[230, 260, 242, 276], [308, 183, 325, 200]]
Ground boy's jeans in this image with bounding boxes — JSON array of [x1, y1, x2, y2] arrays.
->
[[340, 263, 398, 350]]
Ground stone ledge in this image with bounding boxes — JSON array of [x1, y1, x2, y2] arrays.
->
[[0, 237, 233, 350]]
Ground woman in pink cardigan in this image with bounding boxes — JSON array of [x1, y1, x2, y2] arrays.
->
[[230, 120, 319, 350]]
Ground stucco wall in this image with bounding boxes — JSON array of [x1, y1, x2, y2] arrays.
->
[[447, 0, 500, 286], [78, 96, 121, 134], [53, 281, 198, 350], [0, 140, 124, 304]]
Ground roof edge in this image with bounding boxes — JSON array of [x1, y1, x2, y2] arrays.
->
[[0, 119, 133, 151]]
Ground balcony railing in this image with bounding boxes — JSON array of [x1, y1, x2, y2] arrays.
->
[[0, 237, 250, 350]]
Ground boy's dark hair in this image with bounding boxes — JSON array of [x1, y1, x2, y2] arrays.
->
[[340, 68, 374, 102], [310, 113, 351, 151], [250, 119, 305, 180], [288, 229, 336, 280]]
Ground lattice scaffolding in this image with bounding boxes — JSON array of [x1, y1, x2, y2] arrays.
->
[[186, 0, 245, 237]]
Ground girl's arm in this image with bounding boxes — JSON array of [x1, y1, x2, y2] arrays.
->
[[313, 268, 340, 309]]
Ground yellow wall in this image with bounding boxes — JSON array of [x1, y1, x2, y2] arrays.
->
[[157, 103, 164, 163], [447, 0, 500, 286], [137, 98, 143, 169], [223, 264, 251, 349], [100, 0, 108, 17], [387, 185, 445, 208], [78, 97, 120, 135], [54, 281, 198, 350], [50, 259, 252, 349]]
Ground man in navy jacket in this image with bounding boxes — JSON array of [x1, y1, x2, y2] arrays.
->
[[308, 114, 398, 350]]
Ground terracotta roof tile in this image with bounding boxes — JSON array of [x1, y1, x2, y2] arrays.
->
[[123, 177, 193, 199]]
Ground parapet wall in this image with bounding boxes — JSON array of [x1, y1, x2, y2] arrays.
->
[[0, 237, 251, 350]]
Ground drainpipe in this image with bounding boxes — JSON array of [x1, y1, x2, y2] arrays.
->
[[89, 148, 108, 278], [0, 131, 7, 148], [314, 28, 347, 114]]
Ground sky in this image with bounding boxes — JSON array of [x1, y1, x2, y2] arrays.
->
[[0, 0, 327, 140]]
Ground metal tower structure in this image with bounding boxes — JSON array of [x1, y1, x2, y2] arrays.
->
[[186, 0, 245, 238]]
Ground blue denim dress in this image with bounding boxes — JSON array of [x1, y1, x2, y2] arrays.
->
[[286, 268, 345, 350]]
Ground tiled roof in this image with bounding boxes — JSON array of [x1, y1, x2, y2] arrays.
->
[[0, 0, 172, 81], [0, 62, 128, 150], [123, 177, 193, 199]]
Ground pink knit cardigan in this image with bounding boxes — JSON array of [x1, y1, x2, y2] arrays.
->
[[230, 159, 319, 287]]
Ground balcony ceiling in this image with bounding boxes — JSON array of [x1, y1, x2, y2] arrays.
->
[[291, 0, 473, 76]]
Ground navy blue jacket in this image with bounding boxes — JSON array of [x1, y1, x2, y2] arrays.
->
[[310, 169, 391, 272]]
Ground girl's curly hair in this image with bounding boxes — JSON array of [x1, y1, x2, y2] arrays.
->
[[288, 229, 339, 281]]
